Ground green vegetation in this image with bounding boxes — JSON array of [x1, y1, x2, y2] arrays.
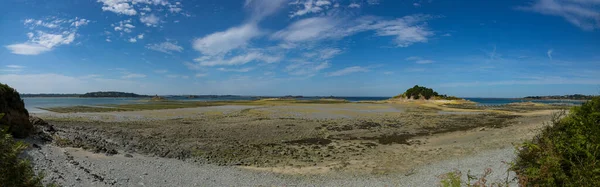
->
[[524, 94, 596, 100], [0, 83, 33, 138], [439, 168, 511, 187], [80, 91, 149, 98], [512, 96, 600, 186], [393, 85, 460, 100], [0, 113, 44, 187]]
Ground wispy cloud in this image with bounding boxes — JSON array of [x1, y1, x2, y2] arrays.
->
[[285, 61, 330, 76], [122, 73, 146, 79], [217, 67, 254, 72], [517, 0, 600, 31], [272, 15, 435, 47], [1, 65, 25, 72], [326, 66, 369, 77], [547, 49, 553, 60], [348, 3, 361, 8], [146, 41, 183, 54], [405, 56, 434, 64], [194, 52, 280, 67]]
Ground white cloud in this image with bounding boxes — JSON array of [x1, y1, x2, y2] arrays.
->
[[122, 73, 146, 79], [326, 66, 369, 77], [348, 3, 361, 8], [140, 14, 160, 27], [6, 31, 76, 55], [70, 18, 90, 27], [547, 49, 553, 60], [113, 20, 135, 33], [106, 38, 112, 42], [517, 0, 600, 31], [217, 67, 254, 72], [193, 23, 262, 56], [8, 17, 88, 55], [272, 15, 434, 47], [128, 38, 137, 43], [194, 52, 281, 66], [413, 3, 421, 7], [290, 0, 332, 18], [146, 41, 183, 54], [405, 56, 434, 64], [316, 0, 331, 6], [137, 34, 144, 39], [1, 65, 25, 72], [141, 6, 152, 11], [5, 43, 51, 55], [6, 65, 25, 69], [98, 0, 137, 15]]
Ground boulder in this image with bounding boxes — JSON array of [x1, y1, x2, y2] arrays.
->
[[0, 83, 32, 138]]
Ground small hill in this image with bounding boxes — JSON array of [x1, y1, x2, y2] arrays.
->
[[80, 91, 148, 98], [0, 83, 33, 138], [393, 85, 461, 100]]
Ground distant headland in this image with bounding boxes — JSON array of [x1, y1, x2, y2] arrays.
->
[[392, 85, 462, 100], [523, 94, 596, 100], [21, 91, 151, 98]]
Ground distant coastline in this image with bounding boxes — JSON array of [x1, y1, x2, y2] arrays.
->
[[523, 94, 595, 100]]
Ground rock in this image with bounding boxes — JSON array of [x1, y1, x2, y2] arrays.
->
[[29, 116, 56, 141], [479, 127, 486, 131], [0, 83, 33, 138], [124, 153, 133, 158]]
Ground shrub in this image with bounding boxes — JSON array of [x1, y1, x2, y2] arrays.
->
[[0, 113, 44, 187], [439, 168, 511, 187], [513, 96, 600, 186]]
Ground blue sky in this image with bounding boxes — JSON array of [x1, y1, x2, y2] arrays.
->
[[0, 0, 599, 97]]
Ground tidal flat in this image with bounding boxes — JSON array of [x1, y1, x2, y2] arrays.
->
[[34, 99, 567, 176]]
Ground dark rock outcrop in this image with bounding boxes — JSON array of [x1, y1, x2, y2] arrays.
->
[[29, 116, 56, 142], [0, 83, 32, 138]]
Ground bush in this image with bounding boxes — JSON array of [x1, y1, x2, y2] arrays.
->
[[0, 113, 44, 187], [513, 96, 600, 186]]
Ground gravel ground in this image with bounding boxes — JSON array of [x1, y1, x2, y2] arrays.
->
[[23, 140, 517, 187]]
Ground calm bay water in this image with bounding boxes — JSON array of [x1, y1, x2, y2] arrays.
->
[[23, 96, 584, 113]]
